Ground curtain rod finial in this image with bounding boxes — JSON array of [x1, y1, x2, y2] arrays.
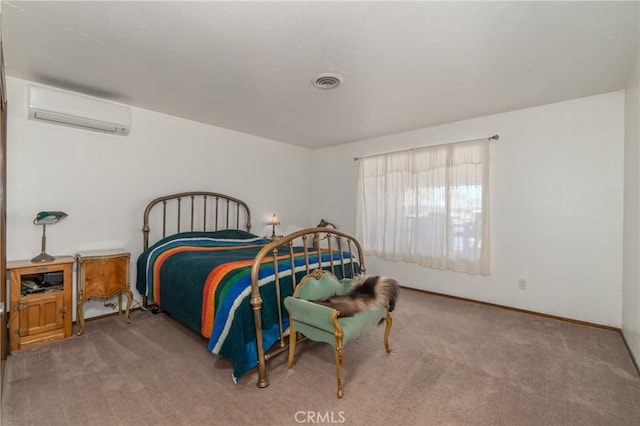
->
[[490, 134, 499, 140]]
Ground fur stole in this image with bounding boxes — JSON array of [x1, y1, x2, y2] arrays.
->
[[313, 275, 399, 317]]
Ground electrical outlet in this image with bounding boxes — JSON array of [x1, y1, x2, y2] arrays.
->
[[518, 278, 527, 290]]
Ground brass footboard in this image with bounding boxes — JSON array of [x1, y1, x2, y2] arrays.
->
[[249, 227, 366, 389]]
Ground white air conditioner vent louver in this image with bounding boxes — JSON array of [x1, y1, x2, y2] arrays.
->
[[27, 85, 131, 136]]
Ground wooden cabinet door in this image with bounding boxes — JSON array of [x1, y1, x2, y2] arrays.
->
[[18, 292, 65, 337], [17, 292, 67, 349]]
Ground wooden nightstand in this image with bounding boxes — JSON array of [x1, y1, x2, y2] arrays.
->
[[76, 249, 133, 335], [7, 256, 74, 351]]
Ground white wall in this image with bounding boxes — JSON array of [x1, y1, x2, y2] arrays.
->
[[623, 58, 640, 365], [312, 92, 625, 327], [6, 76, 313, 320], [6, 75, 630, 330]]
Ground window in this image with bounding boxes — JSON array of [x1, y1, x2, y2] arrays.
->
[[356, 138, 490, 275]]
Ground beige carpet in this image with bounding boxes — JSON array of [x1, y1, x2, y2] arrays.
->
[[2, 289, 639, 426]]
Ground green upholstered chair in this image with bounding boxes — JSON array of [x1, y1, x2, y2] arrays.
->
[[284, 269, 392, 398]]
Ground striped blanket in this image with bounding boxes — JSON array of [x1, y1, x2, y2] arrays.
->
[[136, 230, 359, 381]]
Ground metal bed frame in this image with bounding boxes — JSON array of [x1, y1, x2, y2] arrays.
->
[[141, 191, 366, 389]]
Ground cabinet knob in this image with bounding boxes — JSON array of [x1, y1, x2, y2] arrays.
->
[[59, 306, 68, 314]]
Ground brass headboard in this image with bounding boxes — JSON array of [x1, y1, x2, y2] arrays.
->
[[142, 191, 252, 250]]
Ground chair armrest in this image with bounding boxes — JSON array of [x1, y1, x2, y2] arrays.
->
[[284, 297, 338, 334]]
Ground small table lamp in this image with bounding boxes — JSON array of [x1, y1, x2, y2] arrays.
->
[[31, 211, 68, 263], [269, 214, 280, 239]]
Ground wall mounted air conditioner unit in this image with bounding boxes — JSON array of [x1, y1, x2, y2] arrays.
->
[[27, 84, 131, 136]]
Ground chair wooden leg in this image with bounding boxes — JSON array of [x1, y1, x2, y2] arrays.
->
[[335, 343, 344, 399], [288, 327, 297, 369], [384, 312, 393, 353]]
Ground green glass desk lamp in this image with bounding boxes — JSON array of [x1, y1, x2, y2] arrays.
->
[[31, 211, 68, 263]]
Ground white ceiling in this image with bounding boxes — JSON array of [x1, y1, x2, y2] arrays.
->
[[1, 1, 638, 149]]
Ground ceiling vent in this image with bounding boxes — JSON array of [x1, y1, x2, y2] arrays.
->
[[312, 73, 342, 90], [27, 84, 131, 136]]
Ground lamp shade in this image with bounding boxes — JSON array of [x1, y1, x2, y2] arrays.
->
[[33, 211, 68, 225]]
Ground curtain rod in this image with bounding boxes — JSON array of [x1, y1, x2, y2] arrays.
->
[[353, 134, 499, 161]]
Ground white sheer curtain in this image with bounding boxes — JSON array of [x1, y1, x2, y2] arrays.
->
[[356, 138, 490, 275]]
